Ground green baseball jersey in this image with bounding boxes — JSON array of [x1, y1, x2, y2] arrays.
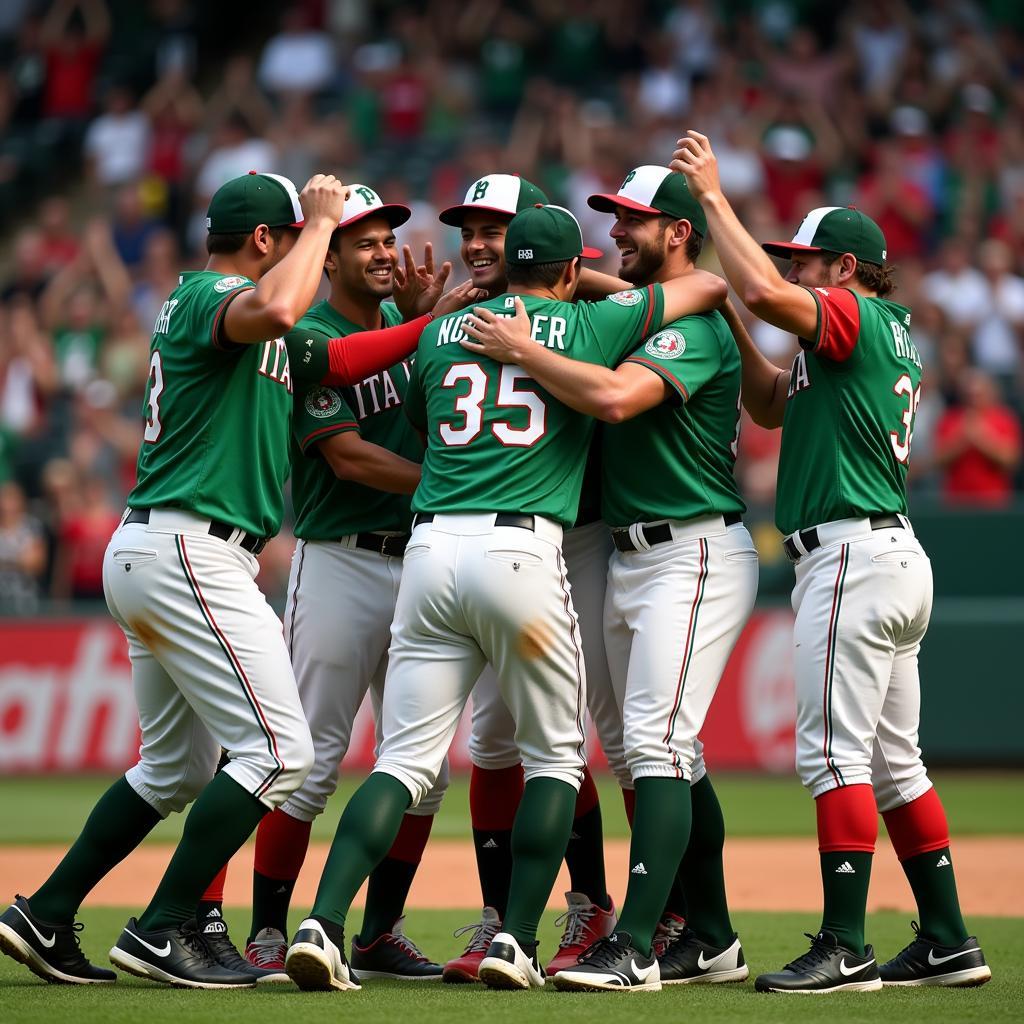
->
[[601, 312, 745, 527], [775, 286, 922, 535], [128, 271, 294, 537], [406, 286, 664, 527], [289, 301, 422, 539]]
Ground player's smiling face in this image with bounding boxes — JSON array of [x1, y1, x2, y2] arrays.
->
[[334, 216, 398, 299], [460, 212, 509, 295], [609, 206, 666, 286]]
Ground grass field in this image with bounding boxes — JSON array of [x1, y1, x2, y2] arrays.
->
[[2, 770, 1022, 844], [3, 773, 1022, 1022], [2, 908, 1021, 1024]]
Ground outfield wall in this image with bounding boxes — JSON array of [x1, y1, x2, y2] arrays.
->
[[1, 606, 1018, 774]]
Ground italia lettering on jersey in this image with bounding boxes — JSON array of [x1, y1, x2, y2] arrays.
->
[[128, 271, 294, 538], [406, 287, 664, 527], [289, 301, 422, 539], [602, 311, 745, 526], [775, 286, 922, 535]]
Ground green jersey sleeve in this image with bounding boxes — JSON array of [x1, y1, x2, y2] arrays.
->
[[625, 317, 722, 402], [580, 285, 665, 366], [292, 384, 358, 453], [186, 274, 255, 350]]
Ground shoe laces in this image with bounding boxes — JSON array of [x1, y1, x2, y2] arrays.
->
[[248, 937, 287, 968], [453, 914, 502, 954], [653, 915, 687, 957], [553, 901, 597, 949], [578, 935, 628, 969], [385, 931, 430, 963], [178, 921, 218, 966], [784, 933, 834, 973], [60, 921, 90, 967]]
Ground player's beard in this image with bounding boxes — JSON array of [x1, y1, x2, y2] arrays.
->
[[619, 235, 665, 288]]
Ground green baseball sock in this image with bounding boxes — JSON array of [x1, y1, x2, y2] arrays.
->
[[615, 777, 692, 956], [902, 847, 969, 947], [819, 851, 872, 954], [30, 777, 162, 924], [502, 778, 577, 946], [138, 771, 267, 932], [311, 773, 411, 928], [680, 775, 734, 948]]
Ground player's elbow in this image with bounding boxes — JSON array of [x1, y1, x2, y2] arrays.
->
[[262, 302, 297, 336], [596, 396, 630, 424], [741, 278, 783, 316]]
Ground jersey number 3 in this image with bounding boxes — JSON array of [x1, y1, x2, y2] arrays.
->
[[144, 351, 165, 444], [439, 363, 546, 447], [890, 373, 921, 464]]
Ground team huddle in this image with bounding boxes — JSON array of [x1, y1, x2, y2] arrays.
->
[[0, 132, 993, 996]]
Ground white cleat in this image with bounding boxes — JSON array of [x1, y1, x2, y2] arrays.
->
[[285, 918, 361, 992], [479, 931, 545, 990]]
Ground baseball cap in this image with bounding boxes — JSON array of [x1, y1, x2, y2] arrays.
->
[[588, 165, 708, 236], [206, 171, 305, 233], [337, 183, 411, 230], [762, 206, 888, 266], [439, 174, 549, 227], [504, 204, 603, 266]]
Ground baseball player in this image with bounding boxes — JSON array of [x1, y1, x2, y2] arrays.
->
[[672, 131, 991, 992], [281, 204, 740, 994], [0, 172, 458, 990], [462, 167, 754, 993], [235, 186, 464, 981], [435, 174, 629, 980]]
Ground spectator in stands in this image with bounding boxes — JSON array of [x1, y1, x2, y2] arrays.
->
[[108, 183, 161, 273], [922, 238, 990, 333], [972, 238, 1024, 383], [50, 471, 119, 602], [0, 295, 58, 441], [258, 5, 338, 100], [36, 197, 79, 276], [39, 0, 109, 125], [934, 368, 1022, 505], [856, 139, 934, 260], [83, 83, 150, 190], [0, 480, 46, 613]]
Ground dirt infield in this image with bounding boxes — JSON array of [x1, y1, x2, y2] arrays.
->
[[2, 836, 1021, 915]]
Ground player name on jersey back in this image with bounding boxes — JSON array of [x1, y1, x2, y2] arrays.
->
[[435, 308, 568, 350]]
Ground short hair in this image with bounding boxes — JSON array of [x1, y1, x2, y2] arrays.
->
[[820, 250, 897, 298], [658, 215, 704, 263], [506, 258, 574, 288], [206, 225, 289, 255]]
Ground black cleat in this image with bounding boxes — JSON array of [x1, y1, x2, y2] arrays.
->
[[553, 931, 661, 992], [351, 916, 442, 980], [286, 917, 361, 992], [0, 895, 116, 985], [658, 927, 749, 985], [755, 931, 882, 994], [879, 921, 991, 987], [109, 917, 256, 988], [199, 907, 289, 984]]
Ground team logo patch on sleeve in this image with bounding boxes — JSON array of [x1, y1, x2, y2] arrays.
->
[[214, 275, 247, 292], [608, 289, 643, 306], [645, 329, 685, 359], [305, 387, 342, 418]]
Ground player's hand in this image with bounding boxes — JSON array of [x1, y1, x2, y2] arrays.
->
[[670, 131, 720, 202], [432, 279, 486, 318], [393, 243, 454, 319], [299, 174, 349, 227], [459, 296, 531, 363]]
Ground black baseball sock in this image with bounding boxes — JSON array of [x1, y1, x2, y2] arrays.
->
[[680, 775, 734, 947], [472, 827, 514, 919], [564, 803, 611, 910]]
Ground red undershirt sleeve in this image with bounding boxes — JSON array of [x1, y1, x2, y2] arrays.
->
[[321, 314, 432, 386]]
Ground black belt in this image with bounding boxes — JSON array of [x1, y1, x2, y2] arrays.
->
[[353, 532, 409, 558], [412, 513, 536, 531], [612, 511, 742, 553], [123, 508, 268, 556], [783, 513, 906, 562]]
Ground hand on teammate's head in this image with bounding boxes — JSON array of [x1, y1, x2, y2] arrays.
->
[[299, 174, 349, 227], [670, 131, 720, 202]]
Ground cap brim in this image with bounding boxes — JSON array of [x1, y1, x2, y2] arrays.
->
[[581, 245, 603, 260], [587, 193, 661, 216], [439, 203, 516, 227], [762, 240, 822, 259], [338, 204, 412, 231]]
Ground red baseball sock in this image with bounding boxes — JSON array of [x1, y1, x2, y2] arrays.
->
[[882, 787, 950, 859], [249, 809, 313, 941], [200, 865, 227, 904]]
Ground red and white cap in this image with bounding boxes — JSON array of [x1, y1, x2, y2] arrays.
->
[[337, 184, 411, 230]]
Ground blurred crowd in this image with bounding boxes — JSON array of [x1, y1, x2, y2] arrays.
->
[[1, 0, 1023, 612]]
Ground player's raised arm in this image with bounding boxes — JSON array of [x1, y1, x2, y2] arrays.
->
[[719, 299, 790, 428], [461, 298, 668, 423], [222, 174, 348, 344]]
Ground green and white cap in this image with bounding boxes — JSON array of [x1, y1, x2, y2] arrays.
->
[[439, 173, 549, 226], [338, 184, 411, 230], [206, 171, 304, 233], [505, 204, 602, 266], [763, 206, 888, 265], [588, 165, 707, 236]]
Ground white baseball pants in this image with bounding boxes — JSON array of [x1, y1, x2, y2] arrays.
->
[[374, 513, 587, 806], [790, 518, 933, 810], [103, 510, 314, 816]]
